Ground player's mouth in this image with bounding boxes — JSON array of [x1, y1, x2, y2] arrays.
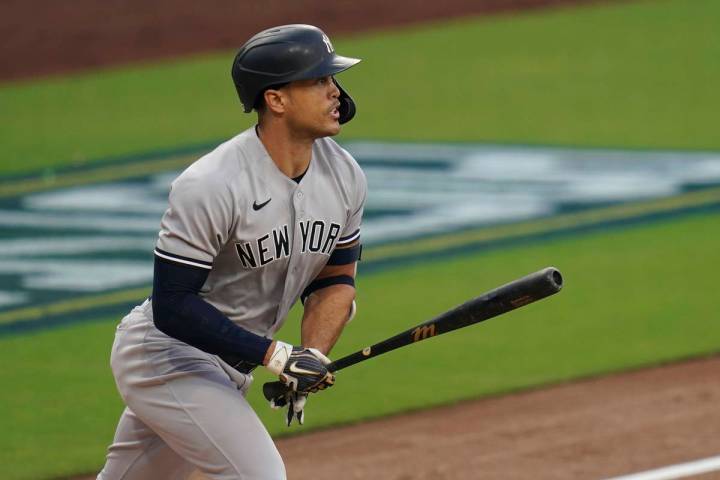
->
[[329, 103, 340, 120]]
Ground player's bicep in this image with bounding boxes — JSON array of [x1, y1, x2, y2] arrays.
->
[[326, 237, 362, 266], [329, 167, 366, 266], [302, 234, 362, 303]]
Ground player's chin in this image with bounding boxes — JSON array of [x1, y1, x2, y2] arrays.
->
[[308, 113, 341, 138], [320, 119, 341, 137]]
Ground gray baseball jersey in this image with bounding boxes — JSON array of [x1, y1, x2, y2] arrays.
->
[[154, 126, 366, 337], [97, 127, 366, 480]]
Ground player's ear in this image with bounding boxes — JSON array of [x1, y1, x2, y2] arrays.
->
[[263, 88, 287, 115]]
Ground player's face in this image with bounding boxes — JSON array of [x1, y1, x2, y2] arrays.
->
[[283, 76, 342, 138]]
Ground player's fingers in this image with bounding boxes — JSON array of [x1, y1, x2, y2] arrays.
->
[[322, 373, 335, 388], [285, 404, 295, 426], [293, 393, 307, 412], [306, 375, 333, 394], [307, 347, 332, 365]]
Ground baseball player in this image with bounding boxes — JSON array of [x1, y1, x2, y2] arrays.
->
[[97, 24, 365, 480]]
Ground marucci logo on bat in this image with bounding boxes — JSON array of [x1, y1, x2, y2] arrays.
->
[[411, 325, 437, 342]]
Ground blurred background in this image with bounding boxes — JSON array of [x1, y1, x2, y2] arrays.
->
[[1, 0, 719, 479]]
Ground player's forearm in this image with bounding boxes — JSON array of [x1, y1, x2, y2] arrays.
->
[[152, 257, 272, 365], [300, 284, 355, 354]]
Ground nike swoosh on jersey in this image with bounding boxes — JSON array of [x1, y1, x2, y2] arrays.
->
[[287, 362, 319, 376], [252, 198, 271, 211]]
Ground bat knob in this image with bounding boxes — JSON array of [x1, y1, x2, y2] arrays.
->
[[548, 267, 563, 290], [263, 381, 291, 401]]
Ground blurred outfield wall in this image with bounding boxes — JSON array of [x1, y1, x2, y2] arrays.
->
[[1, 0, 609, 81]]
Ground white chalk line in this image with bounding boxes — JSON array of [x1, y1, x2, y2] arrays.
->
[[605, 454, 720, 480]]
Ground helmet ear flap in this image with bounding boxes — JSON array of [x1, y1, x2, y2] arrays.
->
[[334, 79, 356, 124]]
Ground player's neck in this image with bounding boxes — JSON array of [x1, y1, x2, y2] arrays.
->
[[256, 122, 312, 179]]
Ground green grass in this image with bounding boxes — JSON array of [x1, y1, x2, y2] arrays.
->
[[0, 322, 121, 479], [2, 212, 718, 480], [1, 0, 720, 175]]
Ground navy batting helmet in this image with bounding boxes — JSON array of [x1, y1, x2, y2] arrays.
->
[[231, 24, 361, 124]]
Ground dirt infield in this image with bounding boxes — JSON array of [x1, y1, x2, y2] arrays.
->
[[274, 355, 720, 479], [1, 0, 621, 82], [77, 355, 720, 479]]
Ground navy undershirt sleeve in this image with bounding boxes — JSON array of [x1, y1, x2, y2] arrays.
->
[[151, 257, 272, 365]]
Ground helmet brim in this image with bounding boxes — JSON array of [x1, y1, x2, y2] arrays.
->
[[299, 54, 361, 82]]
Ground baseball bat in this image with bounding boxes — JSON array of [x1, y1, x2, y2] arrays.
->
[[263, 266, 563, 401]]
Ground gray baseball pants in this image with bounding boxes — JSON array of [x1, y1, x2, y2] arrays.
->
[[97, 301, 286, 480]]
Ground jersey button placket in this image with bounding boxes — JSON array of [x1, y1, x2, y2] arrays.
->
[[298, 191, 305, 217], [275, 188, 305, 324]]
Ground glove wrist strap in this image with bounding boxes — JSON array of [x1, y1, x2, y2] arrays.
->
[[265, 340, 293, 375]]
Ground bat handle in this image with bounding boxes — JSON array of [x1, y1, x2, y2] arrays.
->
[[263, 381, 290, 401]]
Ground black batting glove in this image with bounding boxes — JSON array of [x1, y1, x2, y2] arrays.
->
[[264, 342, 335, 394], [280, 347, 335, 393]]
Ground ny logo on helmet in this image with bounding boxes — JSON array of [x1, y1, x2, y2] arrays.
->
[[322, 34, 334, 54]]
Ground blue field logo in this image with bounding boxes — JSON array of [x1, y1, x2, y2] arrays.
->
[[1, 142, 719, 333]]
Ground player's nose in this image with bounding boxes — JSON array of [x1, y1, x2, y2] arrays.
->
[[329, 78, 340, 98]]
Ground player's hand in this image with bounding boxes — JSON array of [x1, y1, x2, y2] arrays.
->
[[269, 391, 308, 426], [281, 347, 335, 393], [264, 342, 335, 394]]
